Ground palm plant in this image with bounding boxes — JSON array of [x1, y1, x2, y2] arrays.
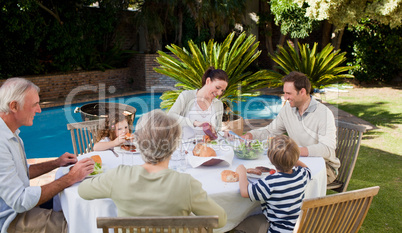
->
[[270, 41, 354, 92], [154, 32, 282, 118]]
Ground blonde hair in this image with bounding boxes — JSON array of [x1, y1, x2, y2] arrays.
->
[[134, 109, 181, 165], [95, 112, 133, 142], [268, 135, 300, 172]]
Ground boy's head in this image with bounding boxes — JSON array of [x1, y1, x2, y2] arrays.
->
[[268, 135, 300, 172]]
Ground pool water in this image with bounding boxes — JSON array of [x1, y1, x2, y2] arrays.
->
[[20, 93, 281, 159]]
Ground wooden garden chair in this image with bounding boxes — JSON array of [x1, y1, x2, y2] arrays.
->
[[67, 119, 105, 156], [328, 120, 367, 192], [294, 186, 379, 233], [96, 215, 219, 233]]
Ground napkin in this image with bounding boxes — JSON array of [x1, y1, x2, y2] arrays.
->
[[187, 143, 234, 168]]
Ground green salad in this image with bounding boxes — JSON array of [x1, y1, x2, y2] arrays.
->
[[233, 140, 264, 160], [208, 140, 218, 145], [90, 162, 103, 176]]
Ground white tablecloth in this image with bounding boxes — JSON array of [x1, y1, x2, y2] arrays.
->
[[55, 148, 326, 233]]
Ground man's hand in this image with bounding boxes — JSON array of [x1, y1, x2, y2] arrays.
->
[[241, 133, 253, 140], [299, 146, 309, 157], [57, 152, 78, 167], [37, 158, 95, 205], [67, 158, 94, 184]]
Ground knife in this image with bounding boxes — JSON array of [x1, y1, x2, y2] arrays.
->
[[228, 131, 246, 141]]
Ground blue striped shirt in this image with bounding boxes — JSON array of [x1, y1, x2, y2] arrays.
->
[[248, 166, 311, 233]]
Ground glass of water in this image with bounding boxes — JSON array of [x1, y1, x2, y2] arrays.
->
[[169, 143, 187, 172]]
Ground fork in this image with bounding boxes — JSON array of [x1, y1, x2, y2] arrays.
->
[[110, 149, 119, 157]]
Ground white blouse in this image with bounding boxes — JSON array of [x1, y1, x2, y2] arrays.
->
[[182, 101, 217, 140]]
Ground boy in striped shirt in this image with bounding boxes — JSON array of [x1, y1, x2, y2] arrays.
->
[[236, 135, 311, 233]]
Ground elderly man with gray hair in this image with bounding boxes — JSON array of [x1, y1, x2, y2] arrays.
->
[[0, 78, 95, 233], [78, 109, 227, 228]]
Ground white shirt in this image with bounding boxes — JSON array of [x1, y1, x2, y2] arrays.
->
[[0, 118, 41, 233], [182, 101, 217, 140]]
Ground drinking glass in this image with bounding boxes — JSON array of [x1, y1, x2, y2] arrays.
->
[[169, 143, 187, 172]]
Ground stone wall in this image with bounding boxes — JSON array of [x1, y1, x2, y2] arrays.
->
[[0, 68, 139, 102], [131, 54, 178, 92], [0, 53, 178, 106]]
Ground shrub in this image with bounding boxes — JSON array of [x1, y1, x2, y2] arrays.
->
[[154, 32, 282, 115], [347, 20, 402, 84], [270, 41, 354, 92]]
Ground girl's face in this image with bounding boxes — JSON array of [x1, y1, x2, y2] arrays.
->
[[203, 78, 228, 99], [114, 119, 129, 137]]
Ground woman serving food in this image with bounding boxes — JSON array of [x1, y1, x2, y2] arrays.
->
[[168, 66, 228, 140]]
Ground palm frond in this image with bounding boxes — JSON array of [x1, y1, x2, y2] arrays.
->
[[155, 32, 283, 111], [270, 41, 354, 92]]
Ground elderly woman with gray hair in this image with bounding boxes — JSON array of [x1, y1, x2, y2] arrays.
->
[[78, 109, 227, 228]]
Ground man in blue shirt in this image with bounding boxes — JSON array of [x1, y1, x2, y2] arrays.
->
[[0, 78, 94, 233]]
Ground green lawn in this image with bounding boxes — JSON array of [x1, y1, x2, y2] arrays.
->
[[325, 86, 402, 232]]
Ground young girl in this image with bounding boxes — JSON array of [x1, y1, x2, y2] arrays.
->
[[236, 135, 312, 233], [93, 112, 133, 151]]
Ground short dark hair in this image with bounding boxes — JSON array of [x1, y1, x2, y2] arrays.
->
[[282, 71, 311, 94], [201, 66, 228, 87]]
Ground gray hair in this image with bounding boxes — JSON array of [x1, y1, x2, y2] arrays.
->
[[134, 109, 181, 164], [0, 78, 40, 113]]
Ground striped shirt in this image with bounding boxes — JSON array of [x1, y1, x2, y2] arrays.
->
[[248, 166, 311, 233]]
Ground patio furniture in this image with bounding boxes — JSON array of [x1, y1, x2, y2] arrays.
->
[[55, 150, 327, 233], [97, 215, 219, 233], [328, 120, 367, 193], [67, 119, 105, 156], [294, 186, 379, 233]]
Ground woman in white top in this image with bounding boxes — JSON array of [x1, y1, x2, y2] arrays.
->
[[168, 67, 228, 140]]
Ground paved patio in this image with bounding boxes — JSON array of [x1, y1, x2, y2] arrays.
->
[[28, 90, 375, 187]]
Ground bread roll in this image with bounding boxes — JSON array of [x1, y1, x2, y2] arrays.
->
[[221, 170, 239, 182], [125, 133, 134, 140], [192, 143, 216, 157], [90, 155, 102, 165]]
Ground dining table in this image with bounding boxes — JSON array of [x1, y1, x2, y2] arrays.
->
[[54, 143, 327, 233]]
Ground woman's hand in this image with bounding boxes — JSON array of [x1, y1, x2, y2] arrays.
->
[[241, 133, 253, 140], [193, 120, 204, 127]]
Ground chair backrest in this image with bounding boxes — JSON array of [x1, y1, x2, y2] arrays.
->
[[96, 215, 219, 233], [67, 119, 105, 156], [294, 186, 379, 233], [329, 120, 367, 192]]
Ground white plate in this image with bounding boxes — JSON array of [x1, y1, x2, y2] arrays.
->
[[85, 173, 102, 178], [247, 172, 271, 179], [113, 146, 140, 154], [246, 166, 276, 179]]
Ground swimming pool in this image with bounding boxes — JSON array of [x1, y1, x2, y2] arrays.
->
[[20, 93, 282, 159]]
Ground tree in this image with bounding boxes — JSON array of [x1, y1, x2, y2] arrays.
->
[[270, 0, 318, 39], [187, 0, 248, 40], [295, 0, 402, 49], [259, 0, 318, 68]]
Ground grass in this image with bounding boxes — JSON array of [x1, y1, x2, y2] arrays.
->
[[324, 86, 402, 232]]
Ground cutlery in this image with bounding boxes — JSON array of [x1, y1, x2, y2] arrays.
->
[[110, 149, 119, 157]]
